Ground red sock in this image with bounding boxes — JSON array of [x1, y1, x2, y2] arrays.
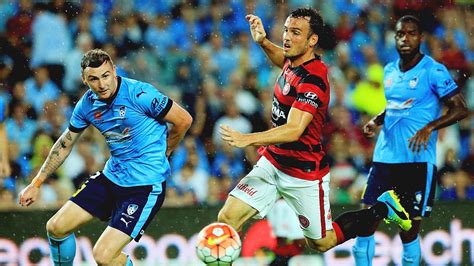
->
[[332, 222, 346, 245]]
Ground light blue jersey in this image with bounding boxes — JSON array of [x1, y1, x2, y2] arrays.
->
[[69, 77, 172, 186], [373, 55, 458, 165]]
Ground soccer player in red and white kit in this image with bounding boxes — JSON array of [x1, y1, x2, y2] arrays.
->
[[217, 8, 412, 253]]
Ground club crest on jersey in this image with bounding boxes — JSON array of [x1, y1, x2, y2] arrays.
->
[[127, 204, 139, 216], [282, 83, 291, 95], [119, 106, 126, 118], [385, 78, 392, 87], [409, 77, 418, 88]]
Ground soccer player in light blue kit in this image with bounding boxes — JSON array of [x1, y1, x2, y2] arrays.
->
[[19, 49, 192, 266], [353, 16, 468, 266]]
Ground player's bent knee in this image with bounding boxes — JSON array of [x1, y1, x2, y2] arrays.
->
[[306, 234, 337, 253], [218, 208, 248, 232], [46, 217, 69, 238], [307, 241, 331, 252], [217, 209, 238, 228]]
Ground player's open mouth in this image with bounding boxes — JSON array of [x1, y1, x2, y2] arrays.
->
[[283, 43, 291, 51]]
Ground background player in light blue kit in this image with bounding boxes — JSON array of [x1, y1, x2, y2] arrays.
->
[[18, 49, 192, 265], [353, 16, 468, 266]]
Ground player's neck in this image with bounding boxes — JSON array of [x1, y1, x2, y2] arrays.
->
[[289, 52, 315, 68], [399, 52, 423, 72]]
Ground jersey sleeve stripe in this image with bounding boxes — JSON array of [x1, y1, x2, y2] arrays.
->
[[68, 123, 87, 133], [155, 99, 173, 121], [440, 87, 460, 101]]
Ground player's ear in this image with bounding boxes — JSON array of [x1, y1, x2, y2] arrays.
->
[[112, 64, 117, 76], [310, 34, 318, 48], [81, 73, 87, 85]]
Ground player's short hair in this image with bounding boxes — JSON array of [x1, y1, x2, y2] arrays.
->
[[81, 49, 114, 71], [397, 15, 423, 33], [289, 8, 324, 37]]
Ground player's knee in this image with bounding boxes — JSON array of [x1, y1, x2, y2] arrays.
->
[[46, 217, 68, 238], [305, 234, 337, 253], [217, 209, 238, 228], [307, 240, 331, 253], [92, 245, 115, 265]]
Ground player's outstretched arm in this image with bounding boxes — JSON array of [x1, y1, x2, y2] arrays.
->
[[408, 92, 468, 153], [246, 14, 286, 69], [220, 107, 312, 148], [363, 110, 385, 138], [164, 101, 193, 157], [19, 129, 83, 207]]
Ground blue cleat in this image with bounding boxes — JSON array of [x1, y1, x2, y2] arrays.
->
[[377, 190, 412, 231]]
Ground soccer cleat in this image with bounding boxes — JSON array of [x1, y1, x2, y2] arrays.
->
[[377, 190, 412, 231]]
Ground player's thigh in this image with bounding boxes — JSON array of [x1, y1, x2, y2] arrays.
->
[[218, 195, 259, 231], [361, 162, 395, 206], [70, 171, 115, 221], [396, 163, 437, 219], [110, 181, 166, 242], [46, 200, 94, 237], [93, 226, 132, 263], [221, 157, 280, 229], [279, 172, 332, 241]]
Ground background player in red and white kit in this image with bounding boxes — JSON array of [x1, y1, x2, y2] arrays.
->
[[217, 8, 413, 253]]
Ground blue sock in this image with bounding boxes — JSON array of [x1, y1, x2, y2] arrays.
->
[[352, 235, 375, 266], [47, 233, 76, 266], [126, 255, 133, 266], [402, 235, 420, 266]]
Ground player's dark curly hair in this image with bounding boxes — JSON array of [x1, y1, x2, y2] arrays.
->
[[81, 49, 114, 71], [397, 15, 423, 33], [289, 8, 324, 37]]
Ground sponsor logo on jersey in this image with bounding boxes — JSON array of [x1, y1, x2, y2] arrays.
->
[[386, 98, 415, 110], [94, 111, 102, 120], [236, 183, 257, 197], [272, 98, 287, 121], [296, 92, 319, 108]]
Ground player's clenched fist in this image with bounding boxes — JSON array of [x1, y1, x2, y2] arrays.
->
[[246, 14, 266, 44], [19, 184, 39, 207], [363, 120, 378, 138]]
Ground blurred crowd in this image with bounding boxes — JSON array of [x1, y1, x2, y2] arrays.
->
[[0, 0, 473, 210]]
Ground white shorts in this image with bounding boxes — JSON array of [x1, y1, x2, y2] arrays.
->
[[229, 156, 333, 239]]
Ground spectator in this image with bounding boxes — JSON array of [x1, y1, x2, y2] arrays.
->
[[24, 65, 60, 116]]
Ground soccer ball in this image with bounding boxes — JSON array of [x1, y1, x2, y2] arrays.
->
[[196, 222, 241, 265]]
